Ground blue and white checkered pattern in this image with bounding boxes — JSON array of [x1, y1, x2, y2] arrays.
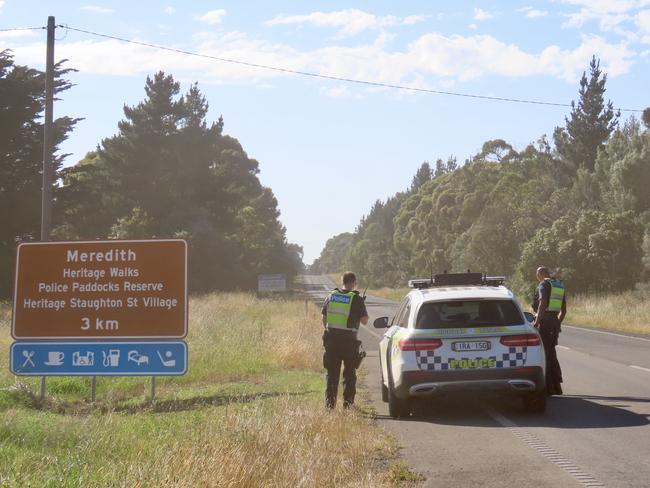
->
[[495, 346, 527, 368], [415, 346, 527, 371], [416, 350, 449, 371]]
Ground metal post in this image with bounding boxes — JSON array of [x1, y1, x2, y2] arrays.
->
[[91, 376, 96, 403], [39, 377, 46, 403], [151, 376, 156, 402], [39, 16, 55, 402]]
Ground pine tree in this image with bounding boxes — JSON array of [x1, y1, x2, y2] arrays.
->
[[411, 161, 432, 190], [554, 56, 618, 172], [0, 50, 79, 297]]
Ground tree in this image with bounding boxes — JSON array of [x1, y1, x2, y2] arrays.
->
[[0, 50, 79, 297], [56, 71, 301, 290], [516, 210, 643, 294], [476, 139, 517, 162], [410, 161, 432, 190], [554, 56, 618, 172], [642, 107, 650, 129]]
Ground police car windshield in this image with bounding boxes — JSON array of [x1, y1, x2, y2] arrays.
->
[[415, 300, 524, 329]]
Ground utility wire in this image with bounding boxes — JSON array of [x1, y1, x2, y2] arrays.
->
[[0, 26, 46, 32], [17, 24, 649, 113]]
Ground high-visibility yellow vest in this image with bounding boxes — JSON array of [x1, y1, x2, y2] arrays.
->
[[326, 290, 356, 330], [546, 278, 565, 312]]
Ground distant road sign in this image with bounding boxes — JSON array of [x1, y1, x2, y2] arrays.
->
[[258, 273, 287, 292], [10, 341, 187, 376], [12, 239, 187, 339]]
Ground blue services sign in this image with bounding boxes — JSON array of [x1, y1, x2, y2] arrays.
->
[[10, 341, 187, 376]]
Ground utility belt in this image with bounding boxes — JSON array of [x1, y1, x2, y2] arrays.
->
[[323, 329, 366, 369], [541, 310, 560, 319]]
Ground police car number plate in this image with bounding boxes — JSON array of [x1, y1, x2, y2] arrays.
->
[[452, 341, 490, 352]]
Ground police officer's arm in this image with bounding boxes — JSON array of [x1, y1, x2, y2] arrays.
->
[[321, 299, 328, 328], [358, 295, 369, 326], [558, 295, 567, 324], [533, 284, 549, 329]]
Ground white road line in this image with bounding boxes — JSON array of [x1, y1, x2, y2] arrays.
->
[[629, 365, 650, 373], [564, 325, 650, 343], [487, 409, 605, 487], [557, 345, 571, 350]]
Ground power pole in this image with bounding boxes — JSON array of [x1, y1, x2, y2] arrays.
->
[[41, 15, 55, 242], [39, 15, 55, 403]]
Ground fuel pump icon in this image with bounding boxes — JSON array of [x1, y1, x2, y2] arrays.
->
[[102, 349, 120, 367]]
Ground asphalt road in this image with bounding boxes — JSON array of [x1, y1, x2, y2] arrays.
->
[[299, 274, 650, 488]]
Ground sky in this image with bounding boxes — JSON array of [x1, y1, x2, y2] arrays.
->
[[1, 1, 649, 264]]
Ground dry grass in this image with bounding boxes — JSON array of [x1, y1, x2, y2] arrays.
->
[[0, 294, 403, 487], [567, 288, 650, 335], [366, 288, 410, 302]]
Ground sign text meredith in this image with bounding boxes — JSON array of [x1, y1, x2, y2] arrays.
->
[[12, 239, 187, 339]]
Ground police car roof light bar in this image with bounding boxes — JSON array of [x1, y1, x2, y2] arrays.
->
[[407, 273, 508, 289]]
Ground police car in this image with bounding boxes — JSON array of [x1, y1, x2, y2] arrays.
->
[[374, 273, 546, 417]]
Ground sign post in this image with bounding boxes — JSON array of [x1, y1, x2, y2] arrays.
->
[[11, 239, 188, 402]]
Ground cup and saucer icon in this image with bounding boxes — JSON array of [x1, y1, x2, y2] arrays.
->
[[44, 351, 65, 366]]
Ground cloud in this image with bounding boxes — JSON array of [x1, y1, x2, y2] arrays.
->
[[266, 9, 428, 37], [1, 30, 634, 89], [196, 9, 227, 25], [0, 30, 38, 39], [80, 5, 114, 14], [559, 0, 640, 29], [164, 6, 176, 15], [0, 1, 5, 13], [473, 8, 494, 21], [319, 85, 352, 98], [638, 10, 650, 42], [517, 6, 548, 18]]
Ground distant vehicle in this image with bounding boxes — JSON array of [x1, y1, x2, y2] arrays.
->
[[374, 273, 546, 418]]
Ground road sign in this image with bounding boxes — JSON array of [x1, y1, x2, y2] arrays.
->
[[258, 273, 287, 292], [10, 341, 187, 376], [12, 239, 187, 339]]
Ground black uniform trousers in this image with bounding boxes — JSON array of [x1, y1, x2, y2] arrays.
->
[[323, 328, 358, 408], [539, 314, 563, 393]]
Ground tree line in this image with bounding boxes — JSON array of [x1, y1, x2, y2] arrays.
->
[[0, 50, 303, 297], [313, 57, 650, 297]]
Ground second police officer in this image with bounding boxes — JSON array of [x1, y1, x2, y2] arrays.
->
[[321, 271, 369, 409], [532, 266, 567, 396]]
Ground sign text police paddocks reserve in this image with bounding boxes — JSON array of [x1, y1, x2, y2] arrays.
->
[[12, 239, 187, 339]]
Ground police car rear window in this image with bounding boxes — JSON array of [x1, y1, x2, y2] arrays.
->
[[415, 300, 524, 329]]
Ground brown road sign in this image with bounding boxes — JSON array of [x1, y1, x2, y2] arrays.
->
[[12, 239, 187, 339]]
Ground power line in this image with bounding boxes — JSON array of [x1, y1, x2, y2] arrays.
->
[[18, 24, 650, 113], [0, 26, 46, 32]]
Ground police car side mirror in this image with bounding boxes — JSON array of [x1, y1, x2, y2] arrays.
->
[[523, 312, 535, 323], [373, 316, 389, 328]]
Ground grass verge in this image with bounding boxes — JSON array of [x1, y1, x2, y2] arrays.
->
[[0, 294, 404, 487], [567, 289, 650, 336]]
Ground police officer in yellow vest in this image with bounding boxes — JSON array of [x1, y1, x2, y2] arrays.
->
[[532, 266, 567, 396], [321, 271, 369, 409]]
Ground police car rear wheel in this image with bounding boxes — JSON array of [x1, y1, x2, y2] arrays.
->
[[388, 387, 410, 418], [522, 391, 546, 413]]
